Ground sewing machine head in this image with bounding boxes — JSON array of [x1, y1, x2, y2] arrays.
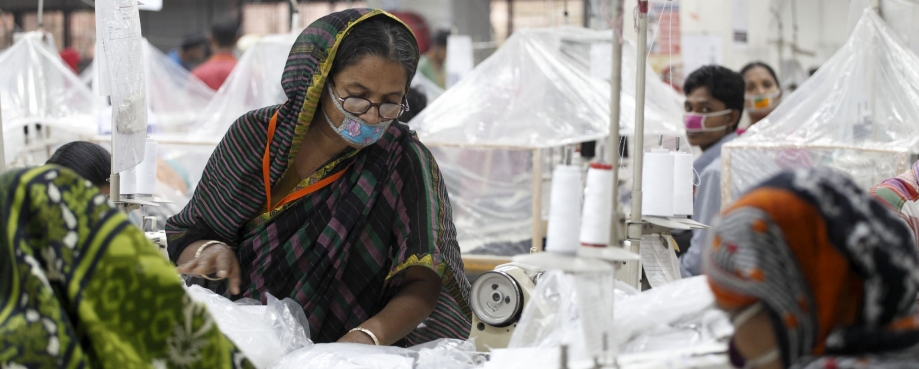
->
[[468, 262, 542, 352], [142, 216, 169, 259]]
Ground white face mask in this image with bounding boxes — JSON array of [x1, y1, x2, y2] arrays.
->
[[729, 303, 781, 369], [745, 90, 781, 112], [684, 109, 733, 132]]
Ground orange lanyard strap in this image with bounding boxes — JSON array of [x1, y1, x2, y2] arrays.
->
[[262, 111, 351, 212]]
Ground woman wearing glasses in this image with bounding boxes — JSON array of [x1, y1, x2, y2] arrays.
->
[[166, 9, 470, 347]]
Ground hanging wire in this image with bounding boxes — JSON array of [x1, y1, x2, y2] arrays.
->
[[667, 0, 673, 89], [645, 0, 674, 60]]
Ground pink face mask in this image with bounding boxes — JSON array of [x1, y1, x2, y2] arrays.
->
[[684, 109, 733, 132]]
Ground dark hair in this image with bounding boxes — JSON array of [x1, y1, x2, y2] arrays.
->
[[181, 33, 208, 51], [432, 30, 450, 48], [211, 20, 239, 48], [46, 141, 111, 186], [683, 65, 745, 129], [740, 61, 780, 89], [330, 16, 420, 91], [400, 87, 428, 123]]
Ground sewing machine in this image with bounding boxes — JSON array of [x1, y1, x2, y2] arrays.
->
[[469, 262, 542, 352], [142, 216, 169, 259]]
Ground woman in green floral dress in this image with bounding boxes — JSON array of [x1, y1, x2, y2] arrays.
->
[[0, 165, 252, 368]]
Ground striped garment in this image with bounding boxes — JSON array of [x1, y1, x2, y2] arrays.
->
[[704, 167, 919, 368], [166, 9, 471, 345], [870, 160, 919, 249]]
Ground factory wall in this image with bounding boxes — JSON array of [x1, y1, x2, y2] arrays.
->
[[622, 0, 851, 86], [139, 0, 240, 52], [366, 0, 453, 29], [367, 0, 494, 64]]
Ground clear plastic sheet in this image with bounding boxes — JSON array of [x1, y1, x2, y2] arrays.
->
[[270, 339, 479, 369], [409, 27, 684, 148], [722, 10, 919, 204], [0, 32, 104, 166], [410, 73, 445, 107], [432, 146, 534, 254], [508, 273, 728, 360], [506, 271, 602, 363], [613, 276, 731, 354], [273, 344, 414, 369], [849, 0, 919, 58], [96, 0, 148, 173], [191, 33, 296, 138], [143, 41, 216, 133], [185, 285, 312, 369], [414, 339, 482, 369]]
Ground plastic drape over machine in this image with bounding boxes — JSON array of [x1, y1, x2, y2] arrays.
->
[[191, 33, 296, 139], [849, 0, 919, 58], [410, 27, 683, 147], [722, 11, 919, 204], [409, 27, 685, 254], [0, 32, 104, 166], [143, 40, 215, 133]]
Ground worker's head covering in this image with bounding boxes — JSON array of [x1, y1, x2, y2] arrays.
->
[[704, 167, 919, 367], [268, 8, 415, 182]]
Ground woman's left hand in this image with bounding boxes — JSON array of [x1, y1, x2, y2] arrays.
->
[[337, 330, 376, 345]]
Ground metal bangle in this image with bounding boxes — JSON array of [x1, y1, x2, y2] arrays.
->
[[195, 240, 227, 259], [194, 240, 229, 281], [349, 327, 380, 345]]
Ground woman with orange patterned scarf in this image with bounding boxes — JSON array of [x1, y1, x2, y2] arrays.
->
[[704, 167, 919, 368]]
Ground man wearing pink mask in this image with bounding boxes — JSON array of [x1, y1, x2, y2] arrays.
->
[[679, 65, 745, 277]]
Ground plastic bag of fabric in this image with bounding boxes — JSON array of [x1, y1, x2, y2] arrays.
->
[[185, 285, 312, 368], [506, 271, 591, 362], [612, 276, 731, 353], [414, 338, 481, 369], [508, 273, 727, 359], [271, 343, 414, 369], [270, 338, 478, 369]]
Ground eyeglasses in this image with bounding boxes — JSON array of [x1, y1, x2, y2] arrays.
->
[[330, 83, 410, 120]]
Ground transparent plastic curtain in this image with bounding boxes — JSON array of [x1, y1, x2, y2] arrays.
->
[[0, 32, 103, 166], [410, 27, 685, 255], [849, 0, 919, 58], [723, 10, 919, 204], [142, 40, 216, 133], [409, 26, 685, 148], [411, 28, 609, 148], [411, 72, 445, 107], [432, 146, 534, 254], [191, 33, 296, 139]]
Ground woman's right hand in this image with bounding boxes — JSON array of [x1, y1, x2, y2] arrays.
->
[[176, 243, 242, 295]]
